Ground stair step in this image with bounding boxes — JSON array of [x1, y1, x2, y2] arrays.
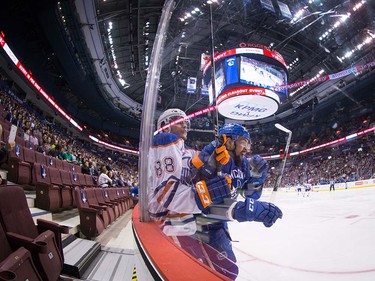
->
[[52, 209, 80, 236], [62, 235, 102, 278], [24, 188, 80, 236], [26, 196, 35, 208], [30, 207, 52, 223], [23, 188, 36, 208]]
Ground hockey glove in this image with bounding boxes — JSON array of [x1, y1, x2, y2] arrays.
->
[[248, 155, 268, 186], [195, 176, 232, 209], [233, 197, 282, 227], [215, 134, 230, 165], [192, 136, 230, 179]]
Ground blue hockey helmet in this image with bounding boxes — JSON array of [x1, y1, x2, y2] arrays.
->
[[219, 123, 250, 142]]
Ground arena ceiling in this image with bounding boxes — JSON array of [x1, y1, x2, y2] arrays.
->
[[0, 0, 374, 138]]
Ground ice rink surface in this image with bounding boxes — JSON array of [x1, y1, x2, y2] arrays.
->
[[228, 187, 375, 281]]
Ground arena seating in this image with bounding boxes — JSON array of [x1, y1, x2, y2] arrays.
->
[[0, 185, 69, 281], [84, 188, 112, 228], [34, 163, 62, 212], [49, 167, 73, 210], [0, 220, 42, 281], [7, 144, 31, 185], [73, 186, 105, 239], [94, 188, 120, 219], [59, 170, 76, 208], [35, 150, 47, 165], [71, 185, 134, 239]]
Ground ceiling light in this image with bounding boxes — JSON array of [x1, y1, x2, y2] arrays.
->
[[344, 51, 352, 58]]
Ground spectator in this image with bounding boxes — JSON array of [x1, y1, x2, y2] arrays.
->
[[81, 160, 91, 175], [61, 146, 75, 162], [0, 124, 15, 163], [98, 166, 112, 188], [29, 129, 39, 147], [48, 144, 61, 158], [130, 183, 139, 197]]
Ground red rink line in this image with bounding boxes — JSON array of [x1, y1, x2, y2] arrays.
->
[[234, 247, 375, 275]]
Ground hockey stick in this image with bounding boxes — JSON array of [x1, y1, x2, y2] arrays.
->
[[271, 123, 292, 202], [208, 3, 224, 176]]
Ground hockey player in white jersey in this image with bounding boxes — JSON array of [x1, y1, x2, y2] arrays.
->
[[297, 182, 303, 196], [303, 182, 312, 197], [148, 108, 230, 236], [148, 108, 237, 278]]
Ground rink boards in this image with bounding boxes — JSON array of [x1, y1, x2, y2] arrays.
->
[[265, 178, 375, 193]]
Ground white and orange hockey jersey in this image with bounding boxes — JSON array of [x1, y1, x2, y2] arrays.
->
[[148, 132, 201, 236]]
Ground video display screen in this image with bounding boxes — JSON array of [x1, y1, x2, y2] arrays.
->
[[203, 61, 226, 105], [202, 53, 288, 105], [215, 63, 226, 95], [240, 56, 287, 94], [225, 56, 239, 85]]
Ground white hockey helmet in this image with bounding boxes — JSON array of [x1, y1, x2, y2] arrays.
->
[[157, 108, 190, 131]]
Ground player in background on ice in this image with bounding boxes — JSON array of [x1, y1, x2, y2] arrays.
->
[[329, 179, 336, 191], [297, 182, 303, 196], [303, 182, 312, 197]]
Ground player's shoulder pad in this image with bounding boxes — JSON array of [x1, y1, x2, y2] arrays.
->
[[153, 132, 181, 146]]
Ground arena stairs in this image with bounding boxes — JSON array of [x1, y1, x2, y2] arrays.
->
[[4, 170, 147, 281]]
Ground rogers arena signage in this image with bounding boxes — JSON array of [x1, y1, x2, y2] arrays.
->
[[217, 86, 280, 120]]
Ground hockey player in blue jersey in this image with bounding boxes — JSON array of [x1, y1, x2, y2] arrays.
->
[[192, 123, 282, 219], [148, 109, 282, 279], [193, 123, 269, 200], [191, 123, 283, 279]]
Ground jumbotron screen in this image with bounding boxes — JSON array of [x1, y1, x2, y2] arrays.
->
[[239, 56, 287, 94], [202, 61, 226, 103], [202, 50, 288, 106]]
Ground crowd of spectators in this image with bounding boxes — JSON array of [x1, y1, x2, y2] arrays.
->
[[249, 101, 375, 155], [1, 74, 374, 193], [186, 97, 375, 158], [263, 137, 375, 188], [0, 85, 139, 190], [186, 99, 375, 189], [190, 116, 215, 130], [84, 127, 139, 150]]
